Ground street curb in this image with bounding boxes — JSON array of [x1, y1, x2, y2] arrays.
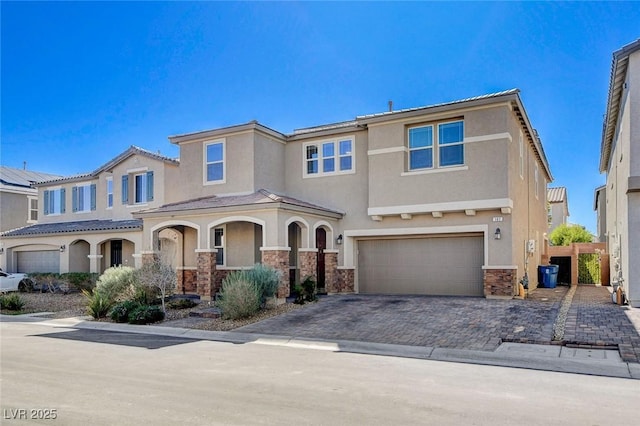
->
[[11, 315, 637, 380]]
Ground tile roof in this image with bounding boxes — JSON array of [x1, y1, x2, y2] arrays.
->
[[34, 145, 179, 185], [136, 189, 344, 216], [547, 187, 567, 203], [0, 166, 62, 188], [1, 219, 142, 237]]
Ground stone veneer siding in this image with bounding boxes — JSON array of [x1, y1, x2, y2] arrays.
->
[[196, 251, 217, 300], [483, 268, 517, 298], [324, 251, 338, 293], [262, 249, 290, 298], [334, 268, 355, 293], [298, 250, 317, 282], [177, 268, 197, 294]]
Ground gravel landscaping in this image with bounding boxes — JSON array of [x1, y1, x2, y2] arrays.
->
[[0, 291, 305, 331]]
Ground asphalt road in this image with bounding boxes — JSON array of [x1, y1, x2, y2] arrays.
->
[[1, 320, 638, 425]]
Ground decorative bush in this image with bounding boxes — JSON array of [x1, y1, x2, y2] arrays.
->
[[216, 272, 261, 320], [61, 272, 98, 293], [245, 263, 280, 306], [83, 289, 114, 319], [0, 293, 25, 311], [110, 300, 142, 323], [134, 259, 176, 314], [127, 305, 165, 325], [294, 276, 317, 304], [95, 266, 138, 303], [167, 298, 198, 310]]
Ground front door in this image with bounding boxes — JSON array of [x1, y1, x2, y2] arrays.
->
[[110, 240, 122, 267], [316, 228, 326, 293]]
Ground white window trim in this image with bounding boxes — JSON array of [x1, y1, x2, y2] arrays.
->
[[407, 119, 465, 171], [133, 172, 148, 204], [204, 139, 226, 185], [213, 225, 226, 267], [74, 183, 92, 213], [106, 177, 113, 209], [27, 196, 38, 223], [46, 186, 63, 216], [302, 136, 355, 178]]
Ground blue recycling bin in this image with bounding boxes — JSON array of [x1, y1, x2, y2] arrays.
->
[[538, 265, 559, 288]]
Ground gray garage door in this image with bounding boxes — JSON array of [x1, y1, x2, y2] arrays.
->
[[358, 235, 484, 296], [17, 251, 60, 273]]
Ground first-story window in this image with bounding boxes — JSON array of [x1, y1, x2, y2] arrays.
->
[[213, 227, 224, 265], [304, 137, 354, 177]]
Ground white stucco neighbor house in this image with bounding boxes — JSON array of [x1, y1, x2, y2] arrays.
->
[[547, 186, 569, 233], [599, 38, 640, 307]]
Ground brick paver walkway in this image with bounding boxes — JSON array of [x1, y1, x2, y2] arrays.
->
[[562, 285, 640, 362], [236, 285, 640, 362]]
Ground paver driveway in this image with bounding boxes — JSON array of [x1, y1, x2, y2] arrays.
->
[[237, 287, 568, 351]]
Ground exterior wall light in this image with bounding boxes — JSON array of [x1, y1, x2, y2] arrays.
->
[[336, 234, 343, 245], [494, 228, 501, 240], [60, 245, 66, 252], [0, 248, 4, 255]]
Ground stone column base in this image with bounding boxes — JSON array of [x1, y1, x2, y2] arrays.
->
[[483, 267, 517, 298], [261, 248, 290, 299]]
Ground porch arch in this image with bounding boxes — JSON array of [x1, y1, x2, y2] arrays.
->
[[285, 216, 310, 248]]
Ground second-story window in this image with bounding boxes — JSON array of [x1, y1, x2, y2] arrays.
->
[[72, 184, 96, 213], [27, 197, 38, 223], [121, 171, 154, 205], [408, 120, 464, 170], [205, 140, 225, 183], [304, 137, 354, 177], [44, 188, 65, 215], [106, 178, 113, 208]]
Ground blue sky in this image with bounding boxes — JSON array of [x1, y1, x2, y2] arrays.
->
[[2, 1, 639, 233]]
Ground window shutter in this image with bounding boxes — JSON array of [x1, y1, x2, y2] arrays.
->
[[44, 190, 50, 215], [146, 171, 154, 201], [60, 188, 66, 213], [72, 187, 78, 212], [90, 184, 97, 210], [122, 175, 129, 204]]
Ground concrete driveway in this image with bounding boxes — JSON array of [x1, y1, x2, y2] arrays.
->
[[237, 286, 640, 362]]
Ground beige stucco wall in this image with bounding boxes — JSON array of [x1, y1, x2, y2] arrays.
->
[[254, 133, 286, 193], [36, 155, 175, 224], [0, 190, 34, 232], [606, 49, 640, 306]]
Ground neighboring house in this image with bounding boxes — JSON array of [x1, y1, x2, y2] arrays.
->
[[0, 166, 62, 233], [593, 185, 607, 243], [547, 187, 569, 232], [134, 89, 552, 300], [0, 146, 179, 274], [599, 39, 640, 307]]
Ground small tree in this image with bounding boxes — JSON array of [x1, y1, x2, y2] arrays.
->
[[549, 223, 594, 246], [134, 258, 176, 314]]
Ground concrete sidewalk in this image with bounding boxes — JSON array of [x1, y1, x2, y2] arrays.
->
[[3, 314, 639, 380]]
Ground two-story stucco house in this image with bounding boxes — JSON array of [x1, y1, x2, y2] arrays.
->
[[599, 39, 640, 307], [0, 146, 179, 274], [547, 186, 569, 233], [0, 166, 62, 234], [133, 89, 552, 301]]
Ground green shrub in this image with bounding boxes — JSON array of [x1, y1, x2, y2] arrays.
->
[[83, 289, 114, 319], [167, 298, 198, 310], [127, 305, 165, 325], [216, 272, 261, 320], [61, 272, 98, 293], [293, 276, 317, 304], [0, 293, 25, 311], [95, 266, 138, 302], [110, 300, 142, 323], [131, 285, 160, 305], [246, 264, 280, 306]]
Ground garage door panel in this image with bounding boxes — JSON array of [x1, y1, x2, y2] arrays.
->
[[17, 251, 60, 273], [358, 236, 483, 296]]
